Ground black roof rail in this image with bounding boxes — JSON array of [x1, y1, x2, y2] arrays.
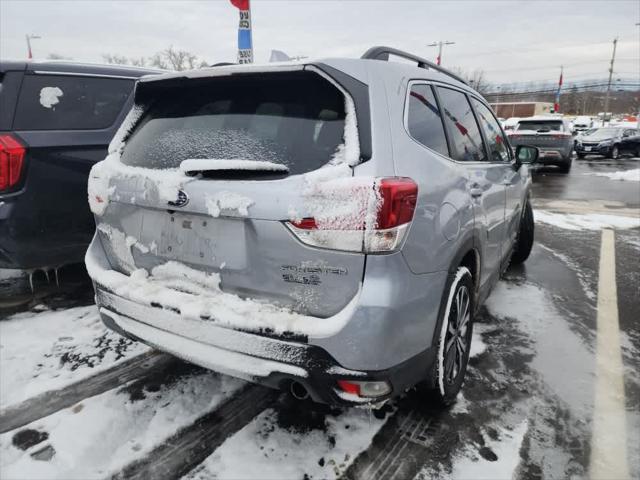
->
[[361, 46, 468, 85]]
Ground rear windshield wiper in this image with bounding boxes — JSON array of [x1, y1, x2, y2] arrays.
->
[[180, 159, 289, 179]]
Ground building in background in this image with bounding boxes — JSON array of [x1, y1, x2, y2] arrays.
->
[[490, 101, 554, 118]]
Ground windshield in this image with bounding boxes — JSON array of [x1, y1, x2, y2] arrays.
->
[[516, 120, 564, 132], [586, 128, 622, 140], [121, 71, 347, 175]]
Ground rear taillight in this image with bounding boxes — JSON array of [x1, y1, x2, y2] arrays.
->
[[337, 379, 392, 398], [551, 133, 571, 139], [0, 134, 26, 192], [286, 177, 417, 253]]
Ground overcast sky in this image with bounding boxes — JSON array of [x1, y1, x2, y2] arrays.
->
[[1, 0, 639, 84]]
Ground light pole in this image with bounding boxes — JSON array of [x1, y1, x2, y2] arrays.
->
[[25, 34, 41, 60], [602, 37, 618, 125], [427, 41, 455, 66]]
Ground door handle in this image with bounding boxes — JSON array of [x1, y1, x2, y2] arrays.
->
[[470, 187, 483, 198]]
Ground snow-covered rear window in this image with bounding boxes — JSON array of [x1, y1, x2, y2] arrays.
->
[[13, 74, 133, 130], [120, 71, 348, 175]]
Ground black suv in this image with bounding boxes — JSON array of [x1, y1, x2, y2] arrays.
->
[[0, 61, 161, 270]]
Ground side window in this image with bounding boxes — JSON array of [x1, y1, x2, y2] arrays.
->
[[471, 98, 511, 162], [406, 84, 449, 156], [14, 74, 133, 130], [436, 87, 487, 162]]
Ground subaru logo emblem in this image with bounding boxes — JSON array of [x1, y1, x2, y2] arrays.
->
[[168, 190, 189, 208]]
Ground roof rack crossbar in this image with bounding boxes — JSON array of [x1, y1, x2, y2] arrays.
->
[[361, 46, 467, 85]]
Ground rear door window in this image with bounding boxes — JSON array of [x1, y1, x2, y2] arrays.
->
[[471, 98, 511, 162], [13, 74, 133, 130], [436, 87, 487, 162], [121, 71, 348, 175], [406, 84, 449, 156]]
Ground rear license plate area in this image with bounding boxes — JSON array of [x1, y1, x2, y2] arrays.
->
[[147, 211, 246, 269]]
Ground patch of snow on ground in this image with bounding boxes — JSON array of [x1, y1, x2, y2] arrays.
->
[[184, 407, 384, 480], [0, 371, 244, 479], [585, 168, 640, 182], [0, 305, 149, 409], [535, 210, 640, 231], [450, 420, 528, 480], [470, 324, 490, 358]]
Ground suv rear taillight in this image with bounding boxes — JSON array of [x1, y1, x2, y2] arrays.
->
[[286, 177, 417, 253], [0, 134, 26, 192]]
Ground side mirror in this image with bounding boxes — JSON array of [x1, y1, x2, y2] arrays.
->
[[515, 145, 539, 166]]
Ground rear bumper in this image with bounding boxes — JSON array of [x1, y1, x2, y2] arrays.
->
[[536, 148, 572, 162], [96, 287, 435, 406]]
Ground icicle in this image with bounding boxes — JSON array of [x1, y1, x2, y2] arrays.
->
[[28, 270, 35, 293], [54, 267, 60, 286], [44, 269, 50, 283]]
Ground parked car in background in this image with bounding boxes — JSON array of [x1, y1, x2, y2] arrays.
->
[[508, 116, 573, 172], [86, 46, 538, 408], [575, 127, 639, 159], [572, 115, 593, 134], [502, 117, 520, 131], [0, 61, 161, 270]]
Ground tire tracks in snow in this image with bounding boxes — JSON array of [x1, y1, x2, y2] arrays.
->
[[112, 383, 278, 480], [0, 350, 176, 433]]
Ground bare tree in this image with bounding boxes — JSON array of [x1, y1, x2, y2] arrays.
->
[[103, 47, 208, 71], [451, 67, 490, 95], [102, 53, 131, 65]]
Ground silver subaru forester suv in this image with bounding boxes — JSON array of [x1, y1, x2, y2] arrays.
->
[[86, 47, 537, 407]]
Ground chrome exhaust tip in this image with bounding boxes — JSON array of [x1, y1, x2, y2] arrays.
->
[[290, 381, 310, 400]]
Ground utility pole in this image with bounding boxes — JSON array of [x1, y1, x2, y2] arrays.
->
[[602, 37, 617, 125], [427, 40, 455, 66], [25, 34, 41, 60]]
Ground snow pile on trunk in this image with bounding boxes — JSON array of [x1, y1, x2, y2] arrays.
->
[[205, 191, 254, 218], [88, 151, 191, 216], [87, 250, 360, 338], [535, 210, 640, 230], [586, 168, 640, 182], [0, 305, 148, 409], [39, 87, 63, 109]]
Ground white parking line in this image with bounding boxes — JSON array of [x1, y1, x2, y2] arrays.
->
[[590, 228, 630, 480]]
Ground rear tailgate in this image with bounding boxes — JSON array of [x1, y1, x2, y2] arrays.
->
[[90, 68, 368, 318], [509, 119, 571, 150]]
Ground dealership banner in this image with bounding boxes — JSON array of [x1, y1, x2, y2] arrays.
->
[[230, 0, 253, 64]]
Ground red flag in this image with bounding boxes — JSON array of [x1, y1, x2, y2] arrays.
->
[[230, 0, 249, 10]]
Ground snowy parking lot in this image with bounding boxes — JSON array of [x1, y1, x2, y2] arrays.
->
[[1, 157, 639, 480]]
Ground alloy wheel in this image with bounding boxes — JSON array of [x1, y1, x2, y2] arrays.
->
[[443, 285, 471, 384]]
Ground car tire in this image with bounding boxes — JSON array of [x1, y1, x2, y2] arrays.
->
[[557, 157, 572, 173], [511, 200, 534, 265], [421, 267, 474, 406], [608, 145, 620, 160]]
